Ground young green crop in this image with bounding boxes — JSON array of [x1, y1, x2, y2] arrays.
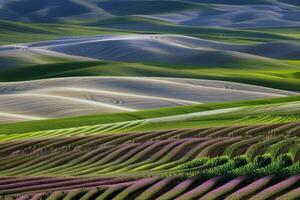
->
[[181, 153, 297, 179]]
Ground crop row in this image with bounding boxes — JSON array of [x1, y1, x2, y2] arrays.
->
[[1, 122, 300, 156], [0, 121, 299, 199], [0, 134, 299, 177], [1, 174, 300, 200], [1, 120, 300, 144]]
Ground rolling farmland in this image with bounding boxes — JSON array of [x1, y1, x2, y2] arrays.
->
[[1, 121, 300, 199], [0, 76, 295, 124], [0, 87, 300, 199], [1, 0, 300, 199]]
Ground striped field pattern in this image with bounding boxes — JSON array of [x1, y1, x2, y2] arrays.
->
[[2, 0, 300, 199], [0, 121, 300, 199], [1, 175, 300, 200]]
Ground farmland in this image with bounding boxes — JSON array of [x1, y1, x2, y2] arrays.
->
[[1, 120, 300, 199], [1, 89, 300, 199], [1, 0, 300, 199]]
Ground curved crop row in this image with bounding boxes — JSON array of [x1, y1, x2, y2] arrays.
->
[[3, 175, 300, 200], [0, 135, 298, 177]]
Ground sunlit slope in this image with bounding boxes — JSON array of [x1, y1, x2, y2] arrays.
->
[[34, 35, 300, 65], [0, 76, 293, 124], [0, 95, 299, 140], [0, 48, 93, 69]]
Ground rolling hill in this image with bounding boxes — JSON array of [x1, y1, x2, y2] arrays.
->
[[2, 34, 300, 93], [0, 76, 295, 124], [1, 0, 300, 29], [1, 0, 300, 199], [109, 0, 300, 30]]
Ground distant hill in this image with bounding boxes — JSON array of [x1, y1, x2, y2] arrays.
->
[[1, 0, 300, 28], [0, 0, 112, 22]]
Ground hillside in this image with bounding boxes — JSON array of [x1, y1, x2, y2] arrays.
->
[[0, 76, 295, 124], [1, 0, 300, 29], [1, 0, 300, 199]]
